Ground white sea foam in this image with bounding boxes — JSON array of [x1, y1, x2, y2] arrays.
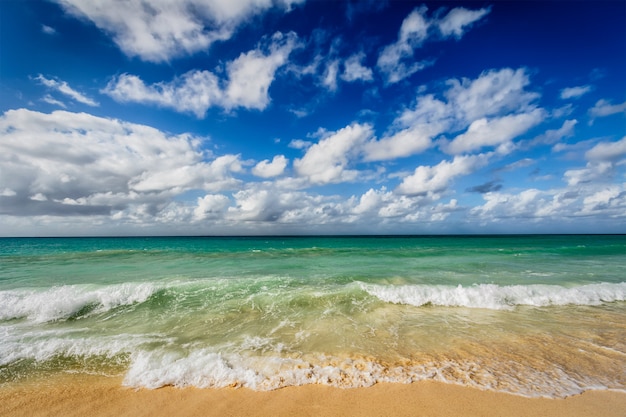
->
[[0, 282, 157, 323], [0, 328, 161, 367], [123, 349, 397, 390], [360, 282, 626, 310], [121, 348, 611, 397]]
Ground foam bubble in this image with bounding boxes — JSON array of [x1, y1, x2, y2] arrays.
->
[[0, 282, 157, 323], [360, 282, 626, 310]]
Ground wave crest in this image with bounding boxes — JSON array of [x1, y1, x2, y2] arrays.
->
[[0, 282, 157, 323], [360, 282, 626, 309]]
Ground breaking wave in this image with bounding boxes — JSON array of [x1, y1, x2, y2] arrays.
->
[[0, 283, 157, 323], [360, 282, 626, 310]]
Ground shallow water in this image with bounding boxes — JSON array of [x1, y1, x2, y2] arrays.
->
[[1, 235, 625, 397]]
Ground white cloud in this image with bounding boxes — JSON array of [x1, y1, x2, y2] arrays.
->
[[36, 75, 99, 107], [252, 155, 288, 178], [529, 119, 577, 147], [41, 94, 67, 108], [224, 32, 300, 109], [0, 109, 242, 217], [562, 137, 626, 186], [1, 188, 17, 197], [444, 68, 539, 123], [2, 109, 622, 234], [103, 32, 299, 116], [103, 71, 221, 118], [228, 187, 326, 223], [472, 189, 546, 220], [581, 186, 624, 215], [365, 68, 542, 161], [322, 59, 340, 92], [377, 5, 489, 84], [351, 187, 426, 220], [41, 25, 57, 35], [30, 193, 48, 202], [560, 85, 592, 99], [54, 0, 303, 62], [294, 123, 373, 184], [396, 154, 489, 196], [288, 139, 312, 149], [552, 104, 575, 119], [471, 184, 626, 227], [564, 162, 613, 186], [363, 126, 432, 161], [194, 194, 230, 220], [585, 136, 626, 162], [444, 109, 545, 154], [589, 99, 626, 119], [437, 6, 491, 38], [369, 113, 438, 162], [376, 6, 431, 84], [352, 187, 461, 224], [341, 52, 373, 83]]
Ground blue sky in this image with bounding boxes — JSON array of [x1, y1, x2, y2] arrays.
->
[[1, 0, 625, 236]]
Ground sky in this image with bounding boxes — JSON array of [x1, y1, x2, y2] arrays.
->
[[1, 0, 625, 236]]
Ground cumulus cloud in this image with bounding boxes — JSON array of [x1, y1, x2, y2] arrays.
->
[[252, 155, 288, 178], [363, 125, 432, 161], [226, 32, 301, 108], [54, 0, 303, 62], [396, 154, 490, 196], [444, 68, 539, 123], [194, 194, 230, 221], [560, 85, 592, 99], [364, 67, 542, 161], [103, 32, 299, 116], [294, 123, 374, 184], [562, 137, 626, 187], [352, 187, 415, 218], [377, 5, 489, 84], [0, 109, 242, 218], [444, 109, 545, 154], [471, 188, 548, 221], [2, 107, 621, 234], [471, 184, 626, 227], [36, 75, 99, 107], [225, 186, 351, 225], [580, 186, 625, 216]]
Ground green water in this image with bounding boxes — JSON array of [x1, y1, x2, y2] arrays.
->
[[1, 235, 625, 397]]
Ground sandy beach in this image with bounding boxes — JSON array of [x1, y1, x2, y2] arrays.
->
[[1, 375, 625, 417]]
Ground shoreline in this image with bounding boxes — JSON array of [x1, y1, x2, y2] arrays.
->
[[2, 375, 625, 417]]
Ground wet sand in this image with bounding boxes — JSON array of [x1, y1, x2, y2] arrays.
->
[[1, 375, 625, 417]]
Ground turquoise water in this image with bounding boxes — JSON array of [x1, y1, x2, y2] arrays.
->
[[1, 235, 625, 397]]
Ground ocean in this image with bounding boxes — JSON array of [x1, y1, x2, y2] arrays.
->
[[1, 235, 624, 398]]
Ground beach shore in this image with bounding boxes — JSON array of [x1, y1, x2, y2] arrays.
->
[[1, 375, 624, 417]]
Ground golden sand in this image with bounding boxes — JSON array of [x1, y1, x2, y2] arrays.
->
[[1, 375, 625, 417]]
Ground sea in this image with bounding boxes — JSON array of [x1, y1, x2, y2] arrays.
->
[[1, 235, 625, 398]]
